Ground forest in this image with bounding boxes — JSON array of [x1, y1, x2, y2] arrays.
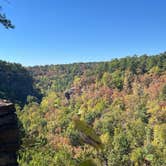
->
[[0, 53, 166, 165], [0, 60, 41, 105]]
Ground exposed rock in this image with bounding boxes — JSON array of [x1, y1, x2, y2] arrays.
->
[[0, 100, 19, 166]]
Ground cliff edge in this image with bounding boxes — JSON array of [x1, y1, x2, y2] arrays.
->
[[0, 100, 19, 166]]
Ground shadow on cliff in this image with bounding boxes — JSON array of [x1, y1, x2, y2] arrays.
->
[[0, 101, 20, 166], [0, 61, 42, 106]]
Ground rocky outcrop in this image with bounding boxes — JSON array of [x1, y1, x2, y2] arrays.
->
[[0, 100, 19, 166]]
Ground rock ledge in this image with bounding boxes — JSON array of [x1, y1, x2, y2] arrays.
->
[[0, 100, 19, 166]]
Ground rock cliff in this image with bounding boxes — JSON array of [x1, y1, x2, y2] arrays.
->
[[0, 100, 19, 166]]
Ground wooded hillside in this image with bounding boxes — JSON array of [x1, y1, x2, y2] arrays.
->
[[0, 61, 41, 105], [1, 53, 166, 165]]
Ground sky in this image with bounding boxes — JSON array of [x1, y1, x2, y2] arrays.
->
[[0, 0, 166, 66]]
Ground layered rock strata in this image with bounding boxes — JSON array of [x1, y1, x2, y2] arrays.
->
[[0, 100, 19, 166]]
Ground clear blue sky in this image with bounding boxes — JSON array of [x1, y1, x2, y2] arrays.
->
[[0, 0, 166, 66]]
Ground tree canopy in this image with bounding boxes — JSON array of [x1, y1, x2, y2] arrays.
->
[[15, 53, 166, 165]]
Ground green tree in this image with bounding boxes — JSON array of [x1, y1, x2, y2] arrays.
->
[[0, 5, 14, 28]]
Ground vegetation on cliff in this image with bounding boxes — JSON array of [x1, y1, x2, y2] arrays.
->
[[0, 60, 41, 105]]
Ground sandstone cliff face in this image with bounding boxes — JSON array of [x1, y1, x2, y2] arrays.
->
[[0, 100, 19, 166]]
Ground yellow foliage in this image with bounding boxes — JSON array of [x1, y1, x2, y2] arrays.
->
[[100, 132, 111, 144], [153, 124, 166, 147]]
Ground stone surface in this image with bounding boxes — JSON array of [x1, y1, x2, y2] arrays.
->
[[0, 100, 19, 166]]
